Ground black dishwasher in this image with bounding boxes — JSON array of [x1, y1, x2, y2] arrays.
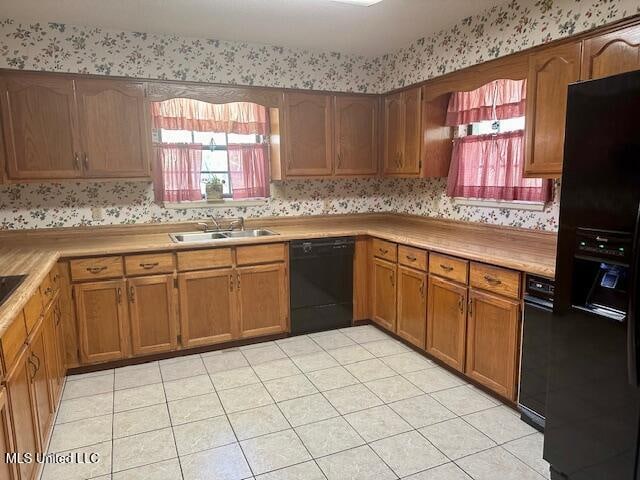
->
[[290, 237, 355, 335]]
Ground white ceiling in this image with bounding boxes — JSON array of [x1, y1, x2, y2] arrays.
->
[[3, 0, 500, 56]]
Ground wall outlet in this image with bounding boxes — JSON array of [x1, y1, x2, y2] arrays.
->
[[91, 207, 104, 221], [322, 198, 331, 213]]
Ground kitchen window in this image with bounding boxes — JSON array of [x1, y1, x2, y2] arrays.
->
[[151, 99, 271, 206], [446, 79, 552, 207]]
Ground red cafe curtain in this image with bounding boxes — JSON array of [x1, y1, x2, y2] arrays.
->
[[153, 143, 203, 203], [446, 79, 527, 126], [447, 130, 552, 202], [152, 98, 269, 135], [228, 144, 270, 199]]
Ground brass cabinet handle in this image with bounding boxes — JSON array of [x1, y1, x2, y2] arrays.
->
[[237, 273, 241, 290], [116, 287, 122, 304], [399, 151, 404, 166], [389, 272, 395, 287], [139, 262, 159, 269], [74, 153, 81, 170], [458, 295, 464, 314], [128, 286, 135, 303], [419, 280, 425, 298], [86, 266, 107, 274], [44, 287, 53, 296], [379, 248, 389, 255], [31, 351, 41, 373], [337, 152, 343, 168], [440, 264, 454, 271], [406, 255, 417, 262], [83, 153, 89, 170], [484, 275, 502, 285], [468, 297, 473, 316], [27, 357, 37, 381], [229, 275, 234, 292]]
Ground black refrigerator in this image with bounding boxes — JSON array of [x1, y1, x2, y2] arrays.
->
[[544, 69, 640, 479]]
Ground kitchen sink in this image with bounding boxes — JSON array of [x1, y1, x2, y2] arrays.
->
[[0, 275, 27, 307], [169, 229, 278, 243]]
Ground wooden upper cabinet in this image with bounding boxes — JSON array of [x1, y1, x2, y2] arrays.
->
[[383, 87, 422, 176], [583, 24, 640, 80], [524, 42, 582, 178], [426, 275, 467, 372], [0, 387, 17, 480], [421, 92, 452, 177], [396, 265, 427, 348], [237, 263, 288, 338], [465, 288, 520, 400], [283, 92, 333, 176], [371, 257, 397, 332], [75, 79, 150, 178], [74, 280, 130, 364], [127, 274, 177, 356], [334, 96, 378, 175], [0, 73, 81, 179], [178, 269, 235, 348]]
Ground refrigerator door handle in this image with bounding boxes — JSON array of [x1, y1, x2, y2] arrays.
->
[[627, 205, 640, 387]]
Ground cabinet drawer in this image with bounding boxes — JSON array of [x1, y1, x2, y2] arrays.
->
[[70, 256, 124, 281], [236, 243, 286, 266], [23, 290, 43, 333], [470, 262, 521, 299], [0, 311, 27, 370], [398, 245, 428, 271], [125, 253, 175, 276], [429, 253, 468, 284], [372, 238, 397, 262], [177, 248, 233, 271]]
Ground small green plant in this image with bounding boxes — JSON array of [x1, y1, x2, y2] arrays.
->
[[205, 177, 225, 201]]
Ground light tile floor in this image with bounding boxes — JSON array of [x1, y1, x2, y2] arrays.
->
[[42, 325, 550, 480]]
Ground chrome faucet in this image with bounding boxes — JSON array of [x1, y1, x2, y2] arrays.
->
[[208, 215, 222, 230], [230, 216, 245, 231], [197, 215, 222, 232]]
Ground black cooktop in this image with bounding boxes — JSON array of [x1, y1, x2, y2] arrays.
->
[[0, 275, 27, 307]]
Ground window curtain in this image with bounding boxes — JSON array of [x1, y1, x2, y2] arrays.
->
[[151, 99, 269, 135], [153, 143, 203, 203], [447, 131, 551, 202], [228, 144, 270, 199], [445, 79, 527, 126]]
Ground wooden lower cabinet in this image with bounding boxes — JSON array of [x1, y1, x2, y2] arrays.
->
[[5, 346, 40, 480], [372, 257, 397, 331], [29, 319, 54, 448], [178, 269, 235, 348], [396, 265, 427, 348], [465, 289, 520, 400], [238, 263, 288, 338], [43, 304, 64, 409], [128, 274, 177, 355], [426, 275, 467, 372], [0, 387, 17, 480], [74, 280, 130, 363]]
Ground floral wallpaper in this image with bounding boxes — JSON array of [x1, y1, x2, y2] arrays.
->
[[0, 179, 560, 231], [0, 0, 636, 232]]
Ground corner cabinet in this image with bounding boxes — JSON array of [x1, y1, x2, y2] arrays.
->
[[523, 41, 582, 178], [383, 87, 422, 176], [465, 289, 520, 400], [334, 96, 378, 176], [74, 280, 130, 363], [283, 92, 333, 176], [582, 24, 640, 80]]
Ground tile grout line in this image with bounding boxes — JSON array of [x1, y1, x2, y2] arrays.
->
[[157, 359, 186, 480]]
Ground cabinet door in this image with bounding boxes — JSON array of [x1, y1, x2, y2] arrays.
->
[[396, 265, 427, 348], [466, 289, 520, 400], [383, 92, 404, 174], [29, 320, 54, 446], [75, 79, 150, 178], [237, 264, 288, 338], [0, 387, 17, 480], [524, 42, 582, 177], [426, 275, 467, 372], [128, 274, 177, 356], [334, 96, 378, 175], [43, 306, 63, 408], [401, 87, 422, 175], [372, 257, 397, 332], [6, 347, 40, 480], [0, 73, 81, 179], [178, 269, 235, 348], [75, 280, 130, 364], [284, 92, 333, 176], [583, 24, 640, 80]]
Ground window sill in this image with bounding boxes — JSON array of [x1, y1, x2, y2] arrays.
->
[[452, 197, 547, 211], [163, 199, 269, 209]]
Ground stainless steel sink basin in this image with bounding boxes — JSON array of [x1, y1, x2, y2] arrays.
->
[[169, 229, 278, 243]]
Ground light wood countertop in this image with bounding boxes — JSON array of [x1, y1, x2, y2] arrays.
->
[[0, 213, 557, 336]]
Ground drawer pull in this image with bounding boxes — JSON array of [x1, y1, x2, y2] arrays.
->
[[379, 248, 389, 255], [406, 255, 417, 262], [139, 262, 160, 270], [440, 264, 454, 271], [484, 275, 502, 285], [44, 287, 53, 296], [86, 266, 107, 274]]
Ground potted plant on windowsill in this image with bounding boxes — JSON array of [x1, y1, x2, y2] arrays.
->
[[205, 177, 225, 202]]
